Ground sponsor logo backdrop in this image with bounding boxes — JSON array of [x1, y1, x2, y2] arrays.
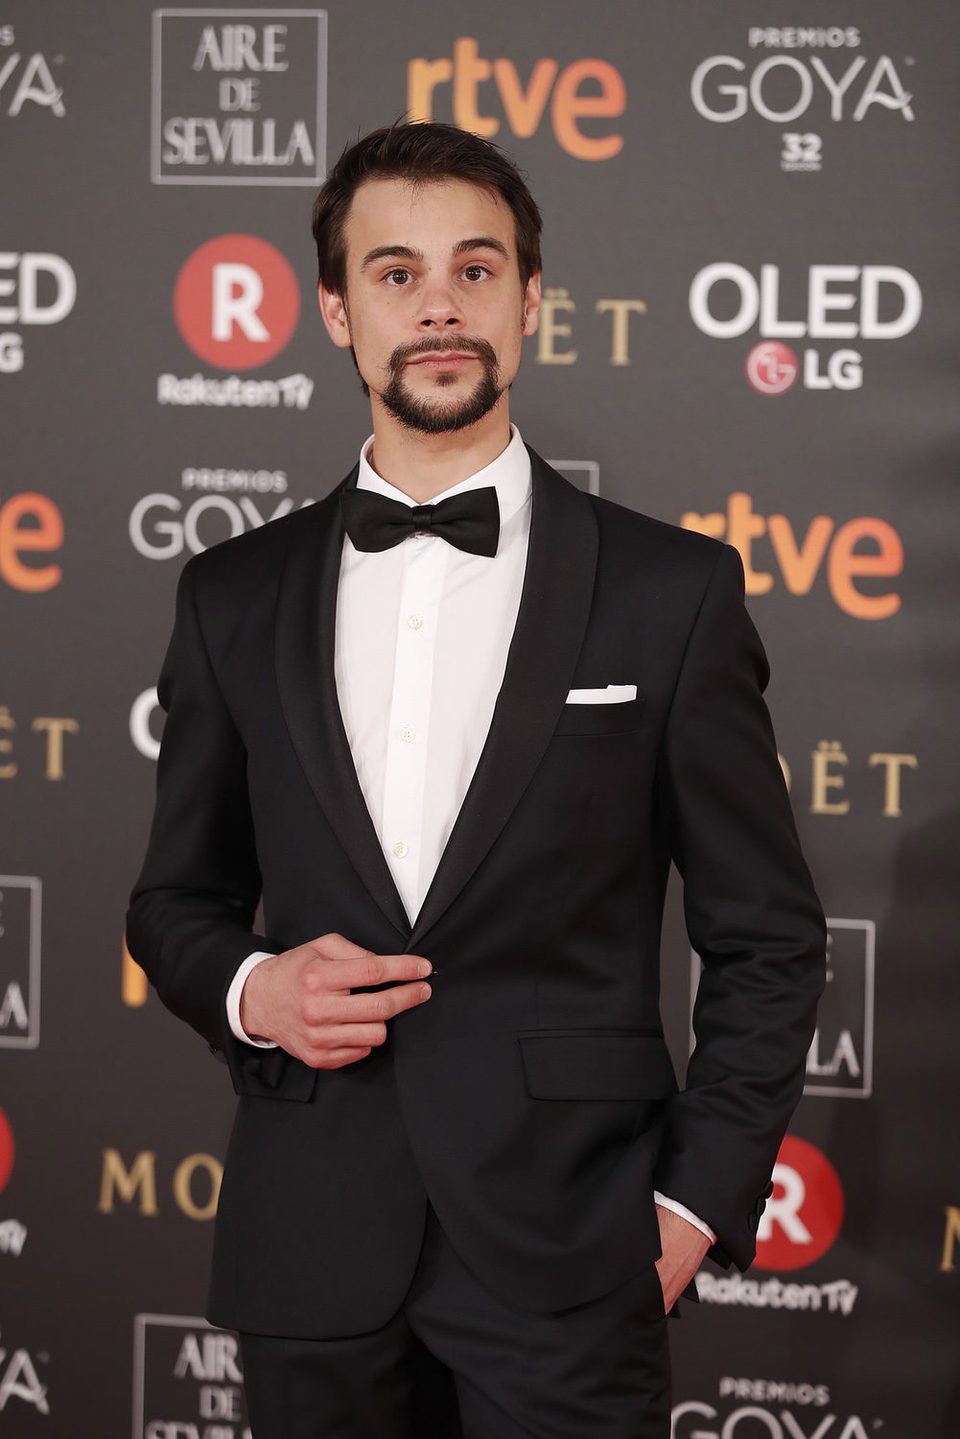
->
[[2, 1, 957, 1433]]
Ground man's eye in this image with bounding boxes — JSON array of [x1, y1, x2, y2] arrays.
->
[[463, 265, 490, 281], [385, 269, 411, 286]]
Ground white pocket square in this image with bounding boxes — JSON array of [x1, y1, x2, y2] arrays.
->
[[564, 684, 638, 705]]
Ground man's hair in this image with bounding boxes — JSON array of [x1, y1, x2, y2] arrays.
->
[[310, 121, 542, 296]]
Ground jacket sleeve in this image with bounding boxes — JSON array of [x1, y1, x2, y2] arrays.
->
[[652, 541, 827, 1271], [125, 553, 281, 1089]]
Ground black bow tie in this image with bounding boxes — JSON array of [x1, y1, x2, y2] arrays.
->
[[339, 483, 500, 557]]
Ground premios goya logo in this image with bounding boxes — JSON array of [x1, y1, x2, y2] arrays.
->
[[0, 1325, 49, 1417], [691, 26, 914, 174], [151, 9, 327, 185], [159, 234, 313, 410], [133, 1315, 249, 1438], [0, 23, 65, 119], [129, 466, 314, 562], [673, 1375, 881, 1439]]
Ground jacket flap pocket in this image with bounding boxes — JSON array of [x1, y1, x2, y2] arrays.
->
[[517, 1029, 677, 1100]]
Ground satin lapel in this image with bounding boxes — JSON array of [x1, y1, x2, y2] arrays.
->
[[406, 446, 598, 950], [274, 463, 412, 937]]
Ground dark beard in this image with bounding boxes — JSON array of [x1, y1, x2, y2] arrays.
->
[[368, 336, 504, 435]]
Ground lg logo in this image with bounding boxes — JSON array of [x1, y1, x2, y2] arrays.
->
[[690, 262, 922, 394]]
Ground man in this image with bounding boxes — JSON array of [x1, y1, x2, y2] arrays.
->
[[126, 121, 826, 1437]]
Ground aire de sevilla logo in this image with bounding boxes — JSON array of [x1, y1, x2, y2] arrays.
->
[[0, 1107, 12, 1192], [173, 234, 300, 370], [754, 1135, 844, 1272]]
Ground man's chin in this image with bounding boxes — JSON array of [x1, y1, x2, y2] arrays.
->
[[388, 407, 489, 437], [379, 379, 503, 435]]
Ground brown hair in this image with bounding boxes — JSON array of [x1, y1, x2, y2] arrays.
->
[[311, 120, 542, 295]]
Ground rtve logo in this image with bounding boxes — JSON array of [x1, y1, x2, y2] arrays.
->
[[0, 492, 63, 592], [754, 1135, 844, 1272], [681, 493, 903, 620], [408, 39, 625, 159], [174, 233, 300, 369]]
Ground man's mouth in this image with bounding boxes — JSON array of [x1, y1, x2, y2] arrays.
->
[[407, 352, 479, 369]]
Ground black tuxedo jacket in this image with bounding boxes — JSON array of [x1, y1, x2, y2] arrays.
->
[[126, 444, 826, 1339]]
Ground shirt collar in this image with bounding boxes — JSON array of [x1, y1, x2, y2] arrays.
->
[[355, 423, 531, 528]]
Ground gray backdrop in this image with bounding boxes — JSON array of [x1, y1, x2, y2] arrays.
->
[[1, 1, 958, 1434]]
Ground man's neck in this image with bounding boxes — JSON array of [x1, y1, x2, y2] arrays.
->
[[365, 403, 512, 504]]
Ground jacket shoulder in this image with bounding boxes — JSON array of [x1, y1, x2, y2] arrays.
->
[[181, 494, 331, 597], [586, 490, 728, 580]]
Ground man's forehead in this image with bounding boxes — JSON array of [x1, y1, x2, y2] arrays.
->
[[346, 176, 514, 250]]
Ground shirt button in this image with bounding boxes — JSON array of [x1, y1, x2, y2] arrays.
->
[[407, 614, 424, 630], [392, 840, 408, 858], [399, 725, 415, 743]]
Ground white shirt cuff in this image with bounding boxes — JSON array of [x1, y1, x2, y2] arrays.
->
[[225, 951, 279, 1048], [653, 1191, 717, 1244]]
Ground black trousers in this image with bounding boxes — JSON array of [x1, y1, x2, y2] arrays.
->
[[239, 1200, 672, 1438]]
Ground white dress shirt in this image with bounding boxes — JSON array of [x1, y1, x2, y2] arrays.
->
[[223, 422, 715, 1245]]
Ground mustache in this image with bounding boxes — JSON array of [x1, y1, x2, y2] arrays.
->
[[388, 335, 498, 374]]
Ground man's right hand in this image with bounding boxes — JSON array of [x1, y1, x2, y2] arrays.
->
[[239, 932, 434, 1069]]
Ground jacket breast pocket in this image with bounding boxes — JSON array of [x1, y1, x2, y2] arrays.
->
[[517, 1028, 677, 1100], [552, 694, 646, 737]]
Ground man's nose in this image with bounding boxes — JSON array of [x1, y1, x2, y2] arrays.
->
[[417, 278, 464, 330]]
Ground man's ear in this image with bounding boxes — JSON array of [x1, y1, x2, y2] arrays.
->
[[317, 281, 353, 350], [521, 270, 542, 338]]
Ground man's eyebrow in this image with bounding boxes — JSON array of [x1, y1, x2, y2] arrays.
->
[[359, 244, 424, 273], [358, 237, 511, 273], [451, 236, 510, 261]]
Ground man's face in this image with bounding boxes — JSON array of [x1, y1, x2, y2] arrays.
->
[[318, 176, 541, 435]]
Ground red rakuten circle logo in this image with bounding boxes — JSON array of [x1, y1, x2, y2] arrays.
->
[[745, 339, 799, 395], [174, 234, 300, 371], [0, 1106, 14, 1192], [754, 1135, 844, 1272]]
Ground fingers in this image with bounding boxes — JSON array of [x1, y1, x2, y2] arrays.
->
[[283, 937, 435, 1071], [320, 1023, 389, 1049], [307, 933, 432, 970], [319, 982, 432, 1025], [297, 983, 430, 1045], [318, 1046, 374, 1069], [303, 949, 435, 993]]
